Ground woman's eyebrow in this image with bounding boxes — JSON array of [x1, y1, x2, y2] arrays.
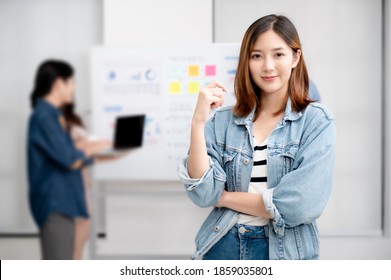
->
[[251, 47, 286, 52]]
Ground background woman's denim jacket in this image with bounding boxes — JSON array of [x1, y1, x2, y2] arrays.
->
[[178, 99, 336, 260]]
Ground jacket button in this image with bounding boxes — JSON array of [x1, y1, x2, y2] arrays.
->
[[244, 159, 249, 165], [214, 226, 220, 232]]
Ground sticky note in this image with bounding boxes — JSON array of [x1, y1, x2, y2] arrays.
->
[[188, 65, 199, 77], [169, 66, 183, 77], [188, 82, 200, 94], [205, 65, 216, 76], [169, 82, 181, 94]]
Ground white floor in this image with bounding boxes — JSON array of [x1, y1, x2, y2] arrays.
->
[[0, 238, 40, 260], [2, 236, 391, 260], [0, 237, 93, 260]]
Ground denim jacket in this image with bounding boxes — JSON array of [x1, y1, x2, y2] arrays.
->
[[178, 98, 336, 260]]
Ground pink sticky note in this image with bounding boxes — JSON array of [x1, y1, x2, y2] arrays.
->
[[205, 65, 216, 76]]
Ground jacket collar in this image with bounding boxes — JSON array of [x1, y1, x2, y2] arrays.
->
[[283, 98, 302, 121], [36, 98, 62, 117], [233, 97, 302, 126]]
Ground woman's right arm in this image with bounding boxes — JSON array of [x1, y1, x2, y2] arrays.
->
[[75, 138, 111, 157], [187, 81, 227, 178], [32, 114, 93, 171]]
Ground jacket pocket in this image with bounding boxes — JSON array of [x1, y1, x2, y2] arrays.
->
[[222, 150, 238, 191], [297, 223, 320, 259], [275, 223, 320, 260], [281, 142, 299, 175]]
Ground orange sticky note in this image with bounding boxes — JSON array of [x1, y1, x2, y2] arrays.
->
[[188, 65, 199, 77]]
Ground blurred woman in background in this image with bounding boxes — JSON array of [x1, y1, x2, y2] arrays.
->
[[27, 59, 110, 259], [62, 103, 111, 259]]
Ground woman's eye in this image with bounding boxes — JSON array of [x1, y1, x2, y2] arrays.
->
[[275, 52, 285, 57], [251, 53, 261, 59]]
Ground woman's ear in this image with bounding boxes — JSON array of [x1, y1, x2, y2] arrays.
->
[[52, 78, 64, 92], [51, 78, 68, 103], [292, 49, 301, 69]]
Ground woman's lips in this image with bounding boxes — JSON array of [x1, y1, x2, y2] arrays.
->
[[262, 76, 278, 81]]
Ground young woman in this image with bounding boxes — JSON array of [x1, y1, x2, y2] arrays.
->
[[27, 60, 109, 259], [178, 14, 336, 260], [62, 103, 113, 260]]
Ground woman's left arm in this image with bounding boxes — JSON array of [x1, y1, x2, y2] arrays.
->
[[215, 191, 272, 219], [215, 108, 336, 227]]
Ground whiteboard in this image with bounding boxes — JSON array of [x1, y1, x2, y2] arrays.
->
[[91, 44, 240, 180]]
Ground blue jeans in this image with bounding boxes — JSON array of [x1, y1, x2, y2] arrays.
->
[[203, 224, 269, 260]]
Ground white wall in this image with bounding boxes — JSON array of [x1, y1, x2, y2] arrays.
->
[[103, 0, 213, 46], [322, 0, 391, 256], [0, 0, 102, 234]]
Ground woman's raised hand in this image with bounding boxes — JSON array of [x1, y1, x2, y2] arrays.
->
[[192, 80, 228, 125]]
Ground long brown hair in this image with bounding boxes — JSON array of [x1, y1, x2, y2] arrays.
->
[[62, 103, 84, 132], [233, 14, 312, 118]]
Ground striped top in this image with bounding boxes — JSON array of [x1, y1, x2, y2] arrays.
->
[[237, 138, 269, 226]]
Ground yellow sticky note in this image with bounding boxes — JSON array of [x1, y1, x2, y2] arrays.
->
[[188, 65, 199, 77], [169, 82, 181, 94], [188, 82, 200, 94]]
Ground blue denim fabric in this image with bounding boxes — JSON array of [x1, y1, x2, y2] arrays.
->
[[178, 98, 336, 259], [203, 224, 269, 260], [27, 99, 93, 228]]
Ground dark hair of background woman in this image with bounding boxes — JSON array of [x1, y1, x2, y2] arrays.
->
[[62, 103, 84, 131], [30, 59, 74, 109]]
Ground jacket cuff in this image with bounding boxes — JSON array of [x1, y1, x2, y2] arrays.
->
[[83, 157, 94, 167], [177, 157, 213, 191], [262, 188, 285, 236]]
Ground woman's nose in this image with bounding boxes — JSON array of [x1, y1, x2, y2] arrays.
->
[[262, 56, 275, 72]]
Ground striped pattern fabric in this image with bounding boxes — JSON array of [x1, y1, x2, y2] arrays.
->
[[237, 138, 269, 226]]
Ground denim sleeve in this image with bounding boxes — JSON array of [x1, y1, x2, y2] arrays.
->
[[262, 116, 336, 236], [177, 115, 227, 208], [33, 113, 92, 171]]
